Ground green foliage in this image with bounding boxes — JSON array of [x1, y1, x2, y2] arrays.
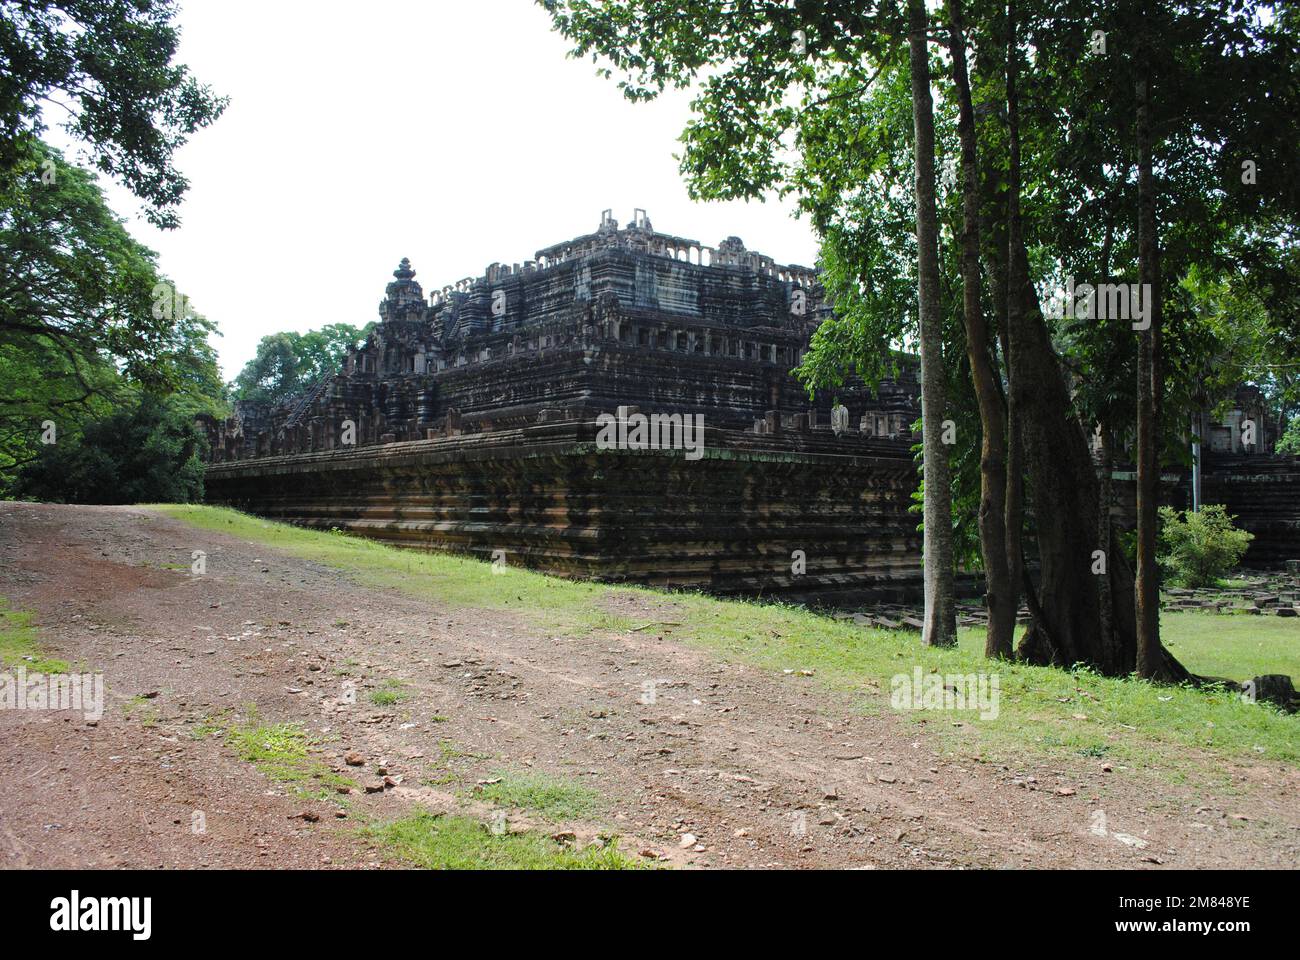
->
[[1277, 419, 1300, 456], [1157, 505, 1254, 589], [0, 331, 120, 489], [230, 323, 373, 406], [0, 598, 70, 673], [0, 0, 228, 228], [0, 0, 228, 495], [792, 61, 929, 394], [0, 140, 225, 493], [223, 712, 354, 791], [369, 678, 410, 706], [13, 393, 207, 504], [0, 141, 189, 380], [224, 720, 314, 782]]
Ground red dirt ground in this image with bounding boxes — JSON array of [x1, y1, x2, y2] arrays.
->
[[0, 502, 1295, 869]]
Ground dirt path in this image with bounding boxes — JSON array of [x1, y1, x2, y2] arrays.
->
[[0, 502, 1295, 869]]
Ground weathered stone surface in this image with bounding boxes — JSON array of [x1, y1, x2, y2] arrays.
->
[[201, 214, 927, 599], [1200, 454, 1300, 566], [200, 214, 919, 462], [1247, 674, 1298, 713], [204, 420, 924, 602]]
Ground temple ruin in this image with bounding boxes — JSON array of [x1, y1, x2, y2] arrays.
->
[[201, 211, 1297, 593], [201, 212, 927, 601]]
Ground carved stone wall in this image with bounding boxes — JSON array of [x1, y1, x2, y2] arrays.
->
[[1201, 453, 1300, 565], [202, 213, 920, 463], [203, 420, 924, 602], [201, 212, 929, 597]]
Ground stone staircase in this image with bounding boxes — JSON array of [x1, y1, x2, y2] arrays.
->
[[282, 377, 331, 431]]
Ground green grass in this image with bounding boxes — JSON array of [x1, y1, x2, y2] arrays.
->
[[370, 678, 411, 706], [416, 739, 487, 788], [1158, 610, 1300, 680], [0, 598, 70, 673], [154, 504, 623, 635], [223, 710, 354, 792], [155, 505, 1300, 776], [474, 770, 602, 821], [678, 605, 1300, 774], [368, 811, 644, 870], [225, 718, 314, 781], [190, 713, 228, 740]]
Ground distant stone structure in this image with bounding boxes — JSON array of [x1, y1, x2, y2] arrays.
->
[[1190, 385, 1299, 564], [201, 212, 926, 600], [205, 211, 918, 459], [1102, 384, 1300, 565], [201, 212, 1297, 587], [1199, 385, 1280, 455]]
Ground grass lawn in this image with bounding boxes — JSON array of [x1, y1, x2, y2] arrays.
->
[[155, 505, 1300, 779], [1157, 611, 1300, 681]]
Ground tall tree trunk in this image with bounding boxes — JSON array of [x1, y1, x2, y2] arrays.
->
[[997, 3, 1175, 678], [972, 33, 1024, 653], [908, 0, 957, 647], [947, 0, 1014, 659], [1002, 334, 1025, 647], [1134, 48, 1162, 679], [1098, 422, 1119, 673], [1002, 0, 1033, 651]]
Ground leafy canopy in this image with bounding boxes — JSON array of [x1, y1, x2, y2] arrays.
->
[[230, 324, 374, 407], [14, 392, 208, 504], [0, 0, 228, 227], [0, 140, 223, 490]]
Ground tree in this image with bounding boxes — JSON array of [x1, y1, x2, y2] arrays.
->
[[947, 0, 1016, 656], [0, 0, 228, 227], [908, 0, 957, 646], [0, 331, 118, 487], [231, 323, 373, 407], [958, 0, 1298, 679], [0, 140, 223, 490], [13, 392, 208, 504], [1021, 0, 1299, 677], [1279, 420, 1300, 455], [1157, 505, 1253, 589], [1133, 13, 1162, 679]]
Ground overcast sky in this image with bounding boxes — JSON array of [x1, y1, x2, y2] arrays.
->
[[89, 0, 819, 380]]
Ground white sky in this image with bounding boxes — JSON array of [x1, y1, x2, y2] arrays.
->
[[90, 0, 819, 380]]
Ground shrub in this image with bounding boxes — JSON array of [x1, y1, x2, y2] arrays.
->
[[1157, 504, 1254, 588], [13, 394, 206, 504], [1278, 419, 1300, 456]]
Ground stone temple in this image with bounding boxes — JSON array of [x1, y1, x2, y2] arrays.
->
[[201, 211, 927, 601]]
